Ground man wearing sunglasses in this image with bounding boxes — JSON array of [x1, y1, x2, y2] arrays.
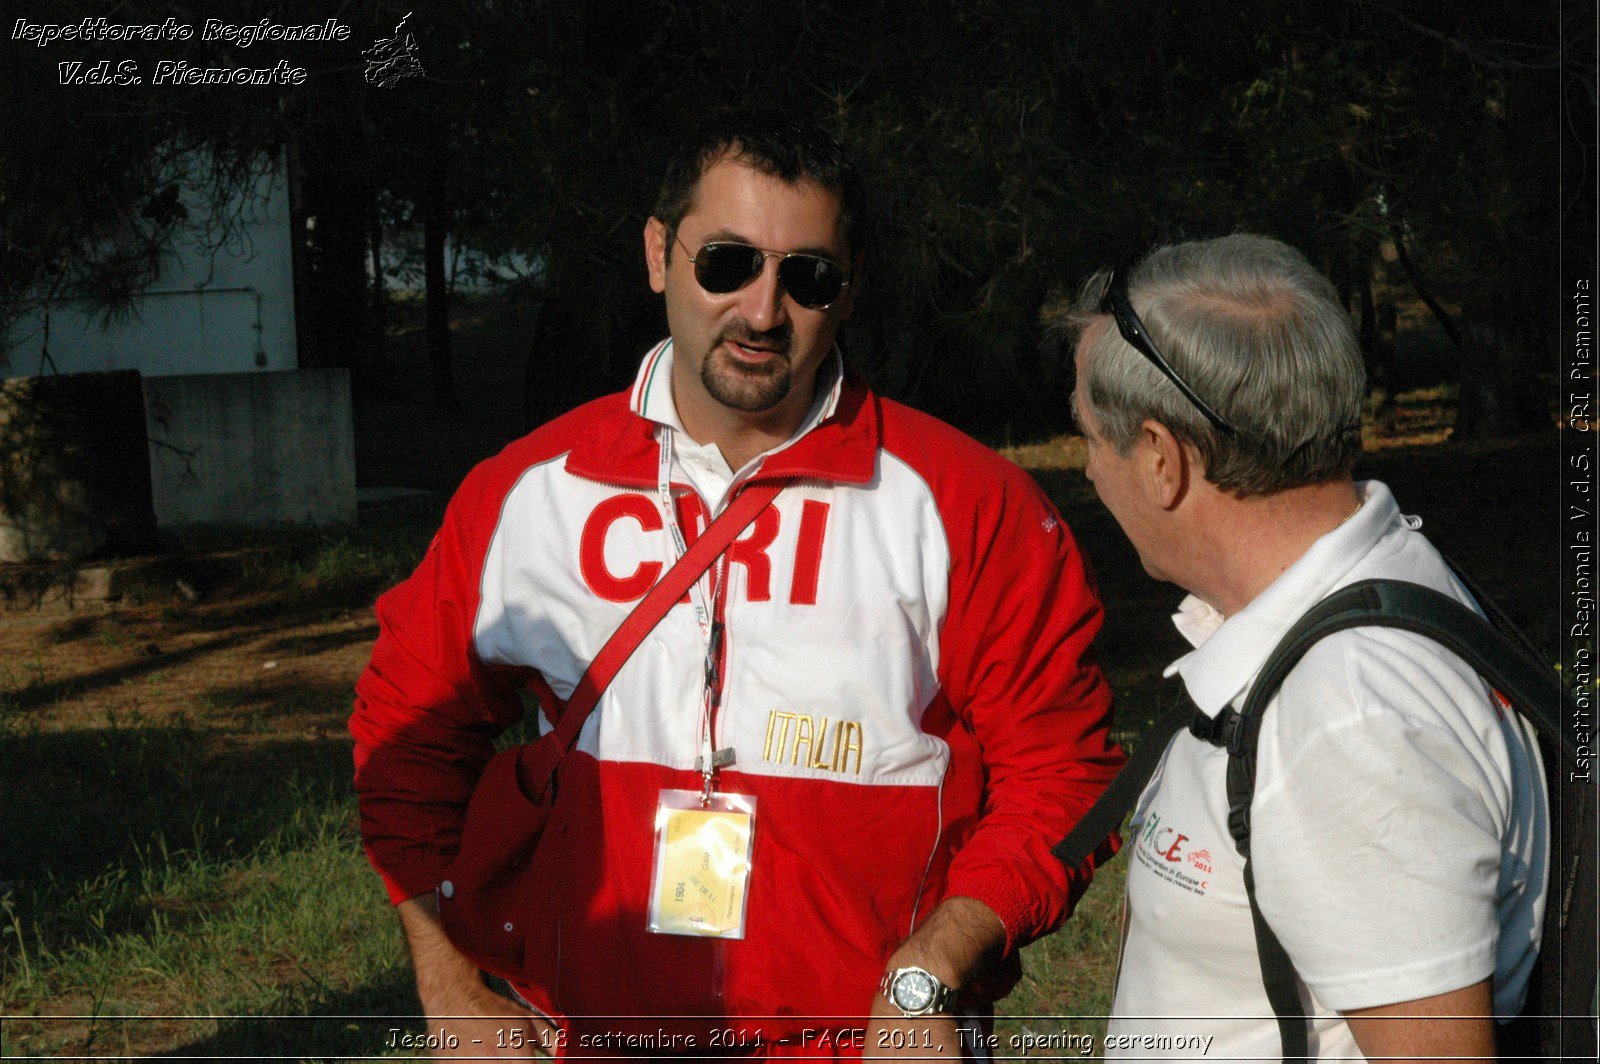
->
[[352, 111, 1122, 1058], [1069, 234, 1547, 1062]]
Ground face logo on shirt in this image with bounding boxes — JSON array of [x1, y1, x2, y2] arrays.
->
[[579, 493, 831, 605], [1134, 812, 1212, 895], [1140, 814, 1189, 863], [762, 710, 863, 774]]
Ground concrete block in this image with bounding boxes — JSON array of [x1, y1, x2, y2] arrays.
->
[[142, 369, 356, 528]]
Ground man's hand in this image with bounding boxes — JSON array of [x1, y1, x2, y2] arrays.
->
[[865, 1004, 962, 1060], [397, 895, 559, 1059], [863, 897, 1007, 1060]]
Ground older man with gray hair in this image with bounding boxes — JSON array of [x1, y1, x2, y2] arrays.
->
[[1069, 234, 1548, 1062]]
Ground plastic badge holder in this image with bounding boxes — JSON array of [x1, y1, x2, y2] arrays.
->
[[646, 789, 755, 939]]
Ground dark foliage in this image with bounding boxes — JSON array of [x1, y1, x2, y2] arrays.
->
[[2, 0, 1589, 437]]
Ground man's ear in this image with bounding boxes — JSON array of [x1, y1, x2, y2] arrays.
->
[[1138, 419, 1190, 510], [645, 217, 669, 294]]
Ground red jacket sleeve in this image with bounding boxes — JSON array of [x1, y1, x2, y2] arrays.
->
[[933, 459, 1124, 953], [349, 464, 528, 904]]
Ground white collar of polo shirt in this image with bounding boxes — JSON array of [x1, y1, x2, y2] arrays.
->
[[1163, 480, 1417, 717], [630, 339, 845, 487]]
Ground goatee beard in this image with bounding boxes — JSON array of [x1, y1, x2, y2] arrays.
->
[[701, 326, 793, 413]]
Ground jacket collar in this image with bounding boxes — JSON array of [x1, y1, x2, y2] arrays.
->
[[565, 339, 878, 488]]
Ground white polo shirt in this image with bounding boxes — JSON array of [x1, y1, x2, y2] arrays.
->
[[1106, 480, 1548, 1061]]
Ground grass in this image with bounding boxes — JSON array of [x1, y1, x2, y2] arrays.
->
[[0, 388, 1561, 1061], [1, 736, 412, 1056], [170, 498, 440, 604], [996, 860, 1126, 1055], [0, 497, 439, 1060], [0, 713, 416, 1060]]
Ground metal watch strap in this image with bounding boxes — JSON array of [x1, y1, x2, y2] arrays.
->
[[879, 965, 957, 1017]]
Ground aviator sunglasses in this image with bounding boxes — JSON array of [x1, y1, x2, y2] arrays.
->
[[1099, 262, 1238, 436], [675, 236, 851, 311]]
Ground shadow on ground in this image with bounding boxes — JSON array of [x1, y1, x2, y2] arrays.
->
[[162, 970, 419, 1062], [6, 628, 260, 714], [0, 728, 357, 951], [4, 969, 420, 1063]]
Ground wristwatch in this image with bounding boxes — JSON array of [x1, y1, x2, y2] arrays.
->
[[879, 965, 957, 1017]]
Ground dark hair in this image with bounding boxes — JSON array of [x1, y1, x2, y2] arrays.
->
[[653, 110, 865, 260]]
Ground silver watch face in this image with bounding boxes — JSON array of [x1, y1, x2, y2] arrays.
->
[[893, 969, 938, 1012]]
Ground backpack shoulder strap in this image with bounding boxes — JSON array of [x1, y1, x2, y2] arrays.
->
[[1050, 695, 1195, 871], [1223, 577, 1578, 848], [1049, 571, 1592, 1063], [1237, 578, 1575, 757], [1219, 575, 1589, 1064]]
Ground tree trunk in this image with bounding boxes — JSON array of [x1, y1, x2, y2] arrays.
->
[[423, 125, 457, 411], [1358, 264, 1397, 429], [524, 286, 584, 430], [299, 122, 371, 379], [284, 134, 318, 372], [369, 207, 387, 367], [1388, 227, 1462, 349], [522, 257, 666, 431]]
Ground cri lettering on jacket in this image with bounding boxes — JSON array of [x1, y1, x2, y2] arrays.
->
[[579, 493, 832, 605], [581, 491, 867, 775]]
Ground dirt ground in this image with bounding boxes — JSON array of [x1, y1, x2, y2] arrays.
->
[[0, 582, 378, 739]]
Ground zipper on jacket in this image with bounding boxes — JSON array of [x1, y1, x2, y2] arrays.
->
[[702, 547, 736, 764], [707, 533, 734, 1008], [705, 619, 725, 709]]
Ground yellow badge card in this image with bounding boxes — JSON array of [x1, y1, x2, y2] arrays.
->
[[646, 790, 755, 939]]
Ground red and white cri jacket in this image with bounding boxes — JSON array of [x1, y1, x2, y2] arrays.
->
[[350, 343, 1122, 1043]]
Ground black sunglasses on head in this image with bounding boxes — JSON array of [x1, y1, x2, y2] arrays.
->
[[676, 236, 851, 311], [1099, 263, 1238, 436]]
